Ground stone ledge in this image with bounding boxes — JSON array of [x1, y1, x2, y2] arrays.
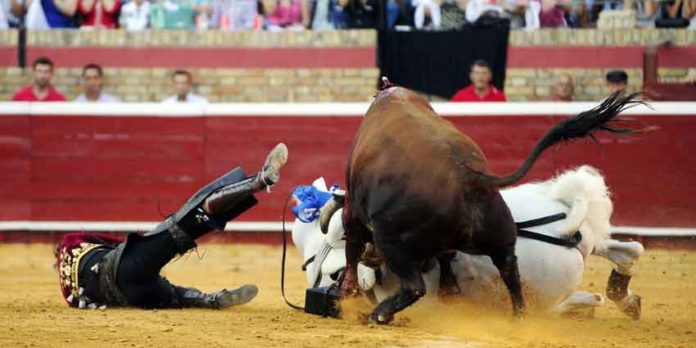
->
[[509, 28, 696, 46], [0, 29, 376, 47], [1, 28, 694, 48]]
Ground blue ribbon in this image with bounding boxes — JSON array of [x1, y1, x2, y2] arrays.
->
[[291, 184, 339, 223]]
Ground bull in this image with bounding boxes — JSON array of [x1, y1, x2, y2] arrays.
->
[[339, 83, 646, 324]]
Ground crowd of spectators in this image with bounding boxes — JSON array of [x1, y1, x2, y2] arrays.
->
[[11, 56, 209, 103], [1, 0, 694, 31], [12, 56, 631, 104], [448, 58, 629, 102]]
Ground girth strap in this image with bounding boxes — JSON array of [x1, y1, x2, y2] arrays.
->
[[516, 212, 567, 229], [515, 212, 582, 248], [517, 229, 582, 248]]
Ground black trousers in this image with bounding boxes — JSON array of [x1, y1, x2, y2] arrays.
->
[[114, 209, 227, 309], [115, 232, 187, 308]]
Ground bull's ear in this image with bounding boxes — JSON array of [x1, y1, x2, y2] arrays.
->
[[319, 198, 340, 235]]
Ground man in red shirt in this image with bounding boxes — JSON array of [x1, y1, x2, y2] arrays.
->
[[550, 74, 575, 102], [451, 60, 507, 102], [12, 57, 66, 102]]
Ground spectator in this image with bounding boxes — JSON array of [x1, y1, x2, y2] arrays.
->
[[162, 70, 208, 104], [645, 0, 692, 27], [342, 0, 378, 28], [77, 0, 121, 28], [25, 0, 79, 28], [451, 60, 507, 102], [440, 0, 467, 30], [0, 1, 8, 28], [218, 0, 260, 29], [265, 0, 308, 29], [74, 64, 120, 103], [538, 0, 566, 27], [606, 69, 628, 96], [550, 74, 574, 101], [2, 0, 25, 28], [12, 57, 66, 102], [192, 0, 219, 29], [465, 0, 505, 24], [308, 0, 350, 29], [150, 0, 196, 29], [119, 0, 151, 31], [413, 0, 441, 29]]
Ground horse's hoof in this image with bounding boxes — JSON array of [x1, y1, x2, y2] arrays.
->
[[617, 294, 641, 320], [368, 312, 393, 325]]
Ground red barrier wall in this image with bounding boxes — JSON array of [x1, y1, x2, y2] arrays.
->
[[1, 113, 694, 227]]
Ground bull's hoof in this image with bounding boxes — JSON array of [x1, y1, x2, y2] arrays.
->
[[368, 312, 393, 325], [616, 294, 641, 320]]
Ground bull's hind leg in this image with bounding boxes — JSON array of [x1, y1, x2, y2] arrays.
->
[[490, 244, 526, 317], [368, 238, 426, 324]]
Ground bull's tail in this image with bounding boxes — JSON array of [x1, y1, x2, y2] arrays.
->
[[475, 91, 654, 188]]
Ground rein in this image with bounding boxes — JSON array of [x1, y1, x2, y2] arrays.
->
[[281, 187, 304, 310], [515, 212, 582, 248]]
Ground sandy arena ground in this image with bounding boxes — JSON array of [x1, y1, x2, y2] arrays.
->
[[1, 242, 695, 347]]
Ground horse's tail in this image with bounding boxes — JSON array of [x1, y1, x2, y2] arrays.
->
[[474, 92, 655, 188]]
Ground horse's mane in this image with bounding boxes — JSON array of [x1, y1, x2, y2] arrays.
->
[[542, 165, 613, 246]]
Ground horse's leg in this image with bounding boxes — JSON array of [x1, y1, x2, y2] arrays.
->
[[552, 291, 604, 318], [593, 239, 644, 320], [368, 236, 426, 324], [436, 251, 461, 297], [489, 243, 526, 317]]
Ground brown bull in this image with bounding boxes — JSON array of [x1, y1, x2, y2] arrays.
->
[[341, 85, 646, 324]]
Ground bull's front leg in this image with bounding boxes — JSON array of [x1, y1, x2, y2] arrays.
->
[[593, 239, 644, 320], [341, 218, 370, 298]]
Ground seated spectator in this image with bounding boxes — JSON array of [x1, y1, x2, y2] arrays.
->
[[466, 0, 505, 24], [550, 74, 574, 101], [0, 4, 7, 28], [645, 0, 692, 27], [13, 57, 66, 102], [24, 0, 79, 28], [218, 0, 261, 29], [74, 64, 120, 103], [342, 0, 378, 28], [77, 0, 121, 28], [2, 0, 27, 28], [265, 0, 307, 29], [538, 0, 566, 27], [440, 0, 467, 30], [162, 70, 208, 104], [119, 0, 151, 31], [150, 0, 196, 30], [451, 60, 507, 102], [606, 69, 628, 96], [308, 0, 335, 29], [412, 0, 441, 29]]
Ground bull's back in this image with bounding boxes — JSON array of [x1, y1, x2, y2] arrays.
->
[[347, 87, 488, 236]]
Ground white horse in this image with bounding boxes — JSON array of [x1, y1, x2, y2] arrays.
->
[[291, 166, 643, 319]]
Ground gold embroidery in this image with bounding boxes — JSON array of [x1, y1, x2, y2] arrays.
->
[[59, 243, 103, 298]]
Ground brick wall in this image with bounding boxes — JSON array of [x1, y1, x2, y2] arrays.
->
[[505, 29, 696, 101], [1, 67, 379, 102], [0, 29, 694, 102]]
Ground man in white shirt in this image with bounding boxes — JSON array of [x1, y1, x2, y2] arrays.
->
[[162, 70, 209, 104], [74, 64, 121, 103], [119, 0, 151, 31]]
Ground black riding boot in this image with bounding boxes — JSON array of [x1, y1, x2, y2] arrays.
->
[[177, 284, 259, 309], [145, 143, 288, 254]]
